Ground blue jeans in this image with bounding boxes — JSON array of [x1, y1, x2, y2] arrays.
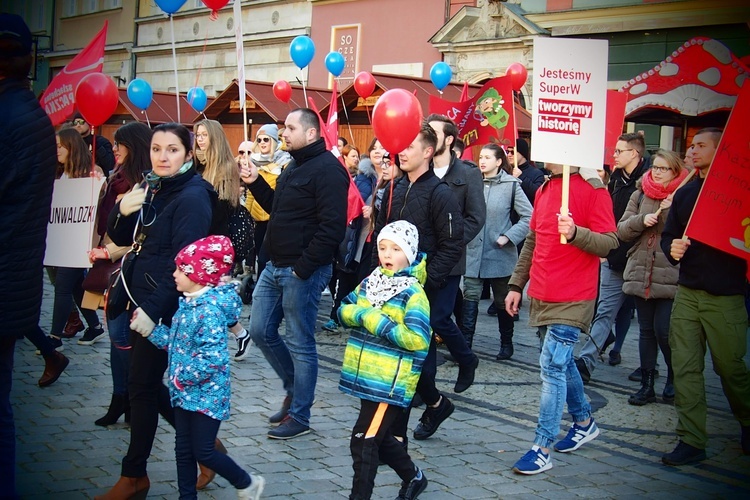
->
[[535, 324, 591, 449], [578, 262, 626, 373], [174, 408, 250, 499], [107, 311, 132, 395], [248, 262, 331, 427]]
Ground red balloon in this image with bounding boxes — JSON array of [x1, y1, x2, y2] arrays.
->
[[201, 0, 229, 10], [75, 73, 119, 127], [354, 71, 376, 99], [372, 89, 423, 155], [506, 62, 528, 92], [273, 80, 292, 104]]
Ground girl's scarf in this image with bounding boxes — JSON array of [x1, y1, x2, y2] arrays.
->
[[364, 267, 417, 309], [641, 168, 688, 200]]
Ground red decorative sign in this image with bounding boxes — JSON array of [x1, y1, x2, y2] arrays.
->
[[604, 90, 628, 165], [685, 83, 750, 265], [429, 76, 516, 148]]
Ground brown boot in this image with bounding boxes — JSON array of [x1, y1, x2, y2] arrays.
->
[[60, 310, 84, 338], [38, 351, 69, 387], [94, 475, 149, 500], [196, 438, 227, 490]]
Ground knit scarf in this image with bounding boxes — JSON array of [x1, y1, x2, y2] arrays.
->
[[365, 267, 417, 308], [641, 168, 688, 200]]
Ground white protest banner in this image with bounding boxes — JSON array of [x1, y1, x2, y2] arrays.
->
[[44, 177, 106, 268], [532, 38, 608, 170]]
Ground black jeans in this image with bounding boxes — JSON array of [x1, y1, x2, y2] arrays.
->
[[51, 267, 100, 335], [0, 336, 16, 497], [350, 399, 416, 500], [121, 332, 175, 478], [174, 408, 250, 499], [634, 296, 673, 372]]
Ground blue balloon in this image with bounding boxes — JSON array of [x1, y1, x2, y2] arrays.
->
[[187, 87, 207, 113], [155, 0, 187, 14], [430, 62, 452, 91], [325, 51, 345, 77], [290, 36, 315, 70], [127, 78, 153, 111]]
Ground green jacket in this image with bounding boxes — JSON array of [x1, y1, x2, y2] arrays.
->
[[338, 253, 430, 408]]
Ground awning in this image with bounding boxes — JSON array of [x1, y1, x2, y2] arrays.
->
[[621, 37, 749, 124], [114, 88, 210, 126]]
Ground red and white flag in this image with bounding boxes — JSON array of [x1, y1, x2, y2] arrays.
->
[[41, 21, 108, 126]]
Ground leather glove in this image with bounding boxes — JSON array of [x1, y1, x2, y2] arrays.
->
[[120, 185, 147, 216], [131, 307, 156, 337]]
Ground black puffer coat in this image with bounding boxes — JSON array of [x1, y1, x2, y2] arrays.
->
[[0, 78, 57, 338], [606, 158, 649, 271], [373, 170, 464, 289], [248, 138, 349, 280], [107, 168, 215, 325]]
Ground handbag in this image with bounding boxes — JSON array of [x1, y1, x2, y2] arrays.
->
[[82, 258, 121, 293], [104, 250, 137, 321]]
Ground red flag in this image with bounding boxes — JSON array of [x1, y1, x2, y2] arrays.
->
[[685, 83, 750, 270], [429, 76, 515, 148], [41, 22, 108, 126], [603, 90, 628, 166], [459, 81, 469, 102], [308, 82, 364, 224]]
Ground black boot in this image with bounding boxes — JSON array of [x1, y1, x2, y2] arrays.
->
[[95, 393, 128, 426], [628, 369, 656, 406], [663, 367, 674, 403], [496, 306, 514, 360], [460, 300, 479, 349]]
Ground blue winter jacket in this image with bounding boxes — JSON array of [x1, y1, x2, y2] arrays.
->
[[149, 284, 241, 420]]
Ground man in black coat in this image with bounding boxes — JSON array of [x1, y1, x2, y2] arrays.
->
[[508, 138, 545, 206], [0, 15, 59, 495], [243, 108, 349, 440], [576, 132, 648, 382], [374, 124, 467, 442], [71, 111, 115, 176]]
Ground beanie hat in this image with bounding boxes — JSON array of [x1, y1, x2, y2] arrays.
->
[[0, 14, 32, 57], [377, 220, 419, 265], [515, 138, 530, 160], [257, 124, 279, 142], [175, 235, 235, 287]]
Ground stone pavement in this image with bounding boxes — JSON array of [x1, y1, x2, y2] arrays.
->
[[11, 279, 750, 498]]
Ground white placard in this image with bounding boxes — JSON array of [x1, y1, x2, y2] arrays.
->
[[531, 38, 608, 170], [44, 177, 106, 268]]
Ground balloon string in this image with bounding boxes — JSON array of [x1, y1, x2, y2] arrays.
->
[[193, 28, 209, 92], [301, 69, 308, 107], [170, 15, 180, 123], [91, 127, 97, 175], [143, 110, 151, 128], [365, 104, 371, 125]]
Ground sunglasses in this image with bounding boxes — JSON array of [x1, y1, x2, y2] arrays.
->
[[256, 137, 271, 144], [73, 118, 86, 126], [238, 150, 248, 155], [506, 149, 515, 155]]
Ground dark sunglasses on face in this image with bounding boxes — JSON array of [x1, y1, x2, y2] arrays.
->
[[507, 149, 515, 155], [73, 118, 86, 126], [238, 150, 248, 155], [256, 137, 271, 144]]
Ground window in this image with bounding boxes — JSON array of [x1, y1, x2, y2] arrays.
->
[[82, 0, 98, 15], [62, 0, 77, 17], [30, 2, 47, 32], [105, 0, 122, 8]]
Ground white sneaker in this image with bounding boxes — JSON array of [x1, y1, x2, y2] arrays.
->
[[238, 474, 265, 500]]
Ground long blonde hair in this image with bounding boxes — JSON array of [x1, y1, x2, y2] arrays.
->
[[194, 119, 240, 207]]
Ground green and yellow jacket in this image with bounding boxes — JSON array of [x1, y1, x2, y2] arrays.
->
[[338, 253, 430, 408]]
